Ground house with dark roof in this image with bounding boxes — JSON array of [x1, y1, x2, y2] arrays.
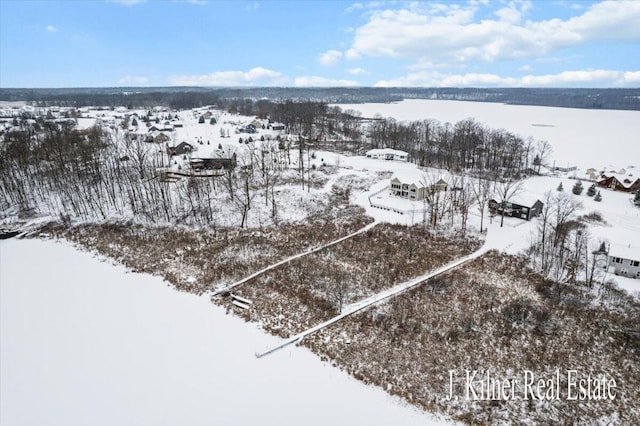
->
[[167, 141, 194, 156], [190, 153, 237, 171], [489, 196, 543, 221]]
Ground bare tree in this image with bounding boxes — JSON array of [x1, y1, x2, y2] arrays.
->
[[534, 140, 552, 174], [536, 191, 555, 275], [495, 179, 524, 227], [457, 177, 473, 236], [471, 173, 492, 233]]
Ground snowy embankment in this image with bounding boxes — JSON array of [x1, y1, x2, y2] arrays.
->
[[0, 238, 453, 426]]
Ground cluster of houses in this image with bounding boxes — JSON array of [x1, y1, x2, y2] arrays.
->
[[0, 104, 80, 135], [387, 164, 639, 280], [388, 168, 545, 222]]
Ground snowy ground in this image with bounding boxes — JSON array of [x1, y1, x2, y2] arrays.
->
[[338, 99, 640, 172], [516, 175, 640, 295], [0, 238, 454, 426], [318, 151, 640, 295]]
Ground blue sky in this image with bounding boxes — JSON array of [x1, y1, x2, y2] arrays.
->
[[1, 0, 639, 88]]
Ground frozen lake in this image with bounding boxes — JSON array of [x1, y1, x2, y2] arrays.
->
[[0, 239, 452, 426], [338, 99, 640, 171]]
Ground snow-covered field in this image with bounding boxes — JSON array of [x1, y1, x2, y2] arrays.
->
[[0, 238, 453, 426], [338, 99, 640, 170]]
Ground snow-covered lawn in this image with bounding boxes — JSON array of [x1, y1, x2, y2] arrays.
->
[[516, 176, 640, 294], [0, 238, 453, 426]]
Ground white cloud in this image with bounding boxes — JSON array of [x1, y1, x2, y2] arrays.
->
[[345, 2, 363, 14], [346, 67, 369, 75], [345, 1, 387, 14], [45, 25, 58, 32], [518, 64, 532, 72], [169, 67, 288, 86], [318, 50, 343, 66], [348, 1, 640, 65], [118, 75, 149, 85], [345, 48, 361, 60], [494, 1, 531, 24], [374, 69, 640, 88], [375, 72, 517, 87], [520, 69, 640, 87], [294, 76, 358, 87]]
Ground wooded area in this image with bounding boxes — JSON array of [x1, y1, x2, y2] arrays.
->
[[2, 87, 639, 110]]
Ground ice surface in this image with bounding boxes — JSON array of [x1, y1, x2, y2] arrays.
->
[[0, 239, 455, 426]]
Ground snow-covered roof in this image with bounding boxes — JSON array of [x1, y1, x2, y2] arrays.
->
[[600, 171, 640, 189], [510, 195, 543, 207], [609, 243, 640, 262], [366, 148, 408, 156], [193, 142, 250, 162], [391, 169, 427, 187]]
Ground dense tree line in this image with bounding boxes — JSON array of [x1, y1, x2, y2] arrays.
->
[[367, 117, 548, 179], [2, 87, 639, 110]]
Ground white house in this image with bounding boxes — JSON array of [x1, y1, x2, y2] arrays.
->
[[608, 245, 640, 279], [366, 148, 408, 162]]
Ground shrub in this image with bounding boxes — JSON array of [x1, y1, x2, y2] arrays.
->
[[572, 181, 584, 195]]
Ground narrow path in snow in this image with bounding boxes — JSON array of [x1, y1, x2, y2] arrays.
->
[[255, 243, 490, 358], [211, 220, 378, 296]]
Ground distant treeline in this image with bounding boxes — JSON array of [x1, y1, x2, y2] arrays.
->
[[1, 87, 639, 111]]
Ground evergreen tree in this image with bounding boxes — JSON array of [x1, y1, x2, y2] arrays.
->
[[572, 181, 584, 195], [594, 190, 602, 202], [557, 182, 564, 192], [210, 117, 216, 125], [198, 116, 205, 124], [634, 190, 640, 206], [533, 154, 541, 167], [587, 183, 596, 197]]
